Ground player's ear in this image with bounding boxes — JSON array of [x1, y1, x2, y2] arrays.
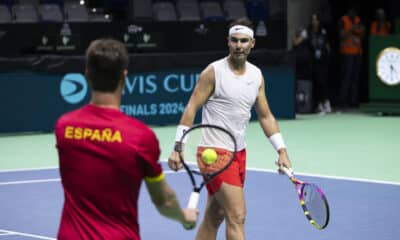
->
[[251, 38, 256, 48], [119, 69, 127, 87]]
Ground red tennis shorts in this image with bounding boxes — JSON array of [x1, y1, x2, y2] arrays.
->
[[197, 147, 246, 196]]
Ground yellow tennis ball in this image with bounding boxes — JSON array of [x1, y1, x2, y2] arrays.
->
[[201, 148, 218, 164]]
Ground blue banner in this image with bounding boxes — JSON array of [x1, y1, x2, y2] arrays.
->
[[0, 68, 294, 133]]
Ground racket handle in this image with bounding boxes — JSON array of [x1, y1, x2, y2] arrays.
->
[[281, 166, 294, 178], [274, 160, 294, 177], [187, 191, 200, 209]]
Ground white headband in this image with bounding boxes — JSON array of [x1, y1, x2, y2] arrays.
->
[[229, 25, 254, 38]]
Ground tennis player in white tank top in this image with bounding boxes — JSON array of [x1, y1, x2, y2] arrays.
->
[[168, 18, 293, 240]]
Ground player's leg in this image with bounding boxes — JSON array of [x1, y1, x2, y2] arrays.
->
[[215, 183, 246, 240], [196, 149, 247, 240], [195, 195, 225, 240]]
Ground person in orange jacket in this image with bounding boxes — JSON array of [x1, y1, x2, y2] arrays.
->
[[338, 7, 365, 109], [370, 8, 391, 36]]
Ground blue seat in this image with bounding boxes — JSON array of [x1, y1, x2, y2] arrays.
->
[[200, 0, 225, 21], [12, 3, 39, 22], [245, 0, 268, 21], [223, 0, 247, 21], [0, 0, 15, 7], [40, 0, 63, 6], [153, 1, 177, 21], [39, 3, 63, 22], [131, 0, 153, 21], [64, 2, 89, 22], [18, 0, 39, 6], [176, 0, 201, 21], [0, 4, 11, 22]]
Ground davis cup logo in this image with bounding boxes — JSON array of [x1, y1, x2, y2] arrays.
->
[[60, 73, 87, 104]]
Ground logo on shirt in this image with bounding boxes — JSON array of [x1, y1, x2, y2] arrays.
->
[[60, 74, 87, 104], [64, 126, 122, 143]]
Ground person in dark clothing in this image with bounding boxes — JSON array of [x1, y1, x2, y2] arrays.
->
[[308, 13, 332, 114], [292, 13, 332, 114]]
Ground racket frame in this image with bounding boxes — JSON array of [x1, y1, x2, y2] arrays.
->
[[175, 124, 237, 208], [282, 167, 330, 229]]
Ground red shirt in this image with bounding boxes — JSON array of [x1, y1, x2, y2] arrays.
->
[[55, 104, 162, 240]]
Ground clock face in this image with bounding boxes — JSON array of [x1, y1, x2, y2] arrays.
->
[[376, 47, 400, 86]]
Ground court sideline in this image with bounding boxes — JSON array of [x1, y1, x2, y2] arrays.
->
[[0, 112, 399, 239], [1, 112, 399, 183]]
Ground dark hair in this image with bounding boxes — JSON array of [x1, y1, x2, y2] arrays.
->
[[309, 12, 323, 32], [85, 38, 129, 92], [311, 12, 322, 23], [229, 17, 254, 30]]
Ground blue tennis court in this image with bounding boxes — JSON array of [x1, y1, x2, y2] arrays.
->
[[1, 161, 399, 240]]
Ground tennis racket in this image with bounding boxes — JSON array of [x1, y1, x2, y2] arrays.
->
[[281, 167, 330, 229], [175, 124, 237, 209]]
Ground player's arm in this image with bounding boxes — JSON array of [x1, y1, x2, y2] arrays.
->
[[179, 64, 215, 126], [254, 76, 292, 170], [168, 65, 215, 170], [292, 28, 307, 46], [145, 176, 198, 229]]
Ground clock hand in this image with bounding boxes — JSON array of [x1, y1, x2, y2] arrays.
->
[[391, 65, 398, 74], [391, 65, 399, 82], [390, 65, 393, 81]]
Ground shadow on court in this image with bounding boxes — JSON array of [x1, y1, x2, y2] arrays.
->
[[0, 163, 399, 240]]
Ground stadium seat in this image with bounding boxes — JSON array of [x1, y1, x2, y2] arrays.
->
[[103, 0, 129, 10], [199, 0, 224, 21], [89, 13, 112, 22], [0, 4, 11, 22], [176, 0, 201, 21], [223, 0, 247, 20], [12, 3, 39, 22], [39, 3, 63, 22], [64, 2, 89, 22], [0, 0, 15, 6], [153, 1, 177, 21], [63, 0, 81, 8], [18, 0, 39, 6], [131, 0, 153, 21], [245, 0, 268, 21], [40, 0, 63, 7]]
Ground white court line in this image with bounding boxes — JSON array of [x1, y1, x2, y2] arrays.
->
[[0, 166, 57, 173], [247, 167, 400, 186], [0, 229, 55, 240], [0, 170, 182, 186], [1, 163, 399, 186], [0, 178, 61, 186]]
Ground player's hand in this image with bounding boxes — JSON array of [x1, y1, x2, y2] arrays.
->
[[276, 149, 292, 174], [181, 208, 199, 230], [168, 150, 183, 171]]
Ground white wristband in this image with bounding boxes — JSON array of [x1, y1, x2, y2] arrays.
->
[[268, 133, 286, 152], [175, 125, 190, 143]]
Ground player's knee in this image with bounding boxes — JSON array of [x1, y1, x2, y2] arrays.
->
[[226, 211, 246, 225], [210, 208, 225, 227]]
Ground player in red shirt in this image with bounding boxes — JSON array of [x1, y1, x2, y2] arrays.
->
[[55, 38, 198, 240]]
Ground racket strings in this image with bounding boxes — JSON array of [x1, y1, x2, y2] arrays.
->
[[179, 124, 237, 193], [302, 184, 329, 228], [197, 147, 233, 175]]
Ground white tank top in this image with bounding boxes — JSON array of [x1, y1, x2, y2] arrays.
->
[[199, 57, 262, 151]]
